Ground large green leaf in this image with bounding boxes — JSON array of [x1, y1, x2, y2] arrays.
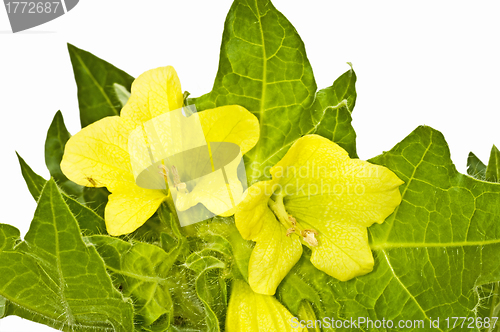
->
[[192, 0, 357, 183], [45, 110, 84, 199], [0, 180, 133, 331], [278, 126, 500, 331], [68, 43, 134, 128]]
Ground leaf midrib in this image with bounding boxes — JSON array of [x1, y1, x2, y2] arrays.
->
[[50, 185, 75, 325], [251, 0, 268, 167], [371, 238, 500, 251]]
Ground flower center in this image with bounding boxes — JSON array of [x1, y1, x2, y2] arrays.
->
[[159, 163, 188, 194], [268, 192, 319, 247]]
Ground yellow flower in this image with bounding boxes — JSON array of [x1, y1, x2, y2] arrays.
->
[[235, 135, 404, 295], [226, 280, 303, 332], [61, 67, 259, 236]]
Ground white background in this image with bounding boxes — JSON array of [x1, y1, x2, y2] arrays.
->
[[1, 1, 499, 331]]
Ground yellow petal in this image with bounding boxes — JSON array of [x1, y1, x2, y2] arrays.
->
[[273, 134, 403, 228], [235, 179, 279, 240], [226, 280, 303, 332], [105, 184, 167, 236], [199, 105, 260, 155], [248, 208, 303, 295], [121, 66, 183, 131], [61, 116, 135, 191], [174, 169, 242, 216], [306, 219, 374, 281], [173, 143, 245, 217]]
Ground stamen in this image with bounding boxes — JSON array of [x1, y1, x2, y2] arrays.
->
[[158, 165, 169, 179], [171, 165, 188, 193], [171, 165, 181, 184], [269, 193, 318, 243]]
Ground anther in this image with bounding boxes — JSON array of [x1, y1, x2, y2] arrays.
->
[[301, 229, 319, 247], [158, 165, 169, 179]]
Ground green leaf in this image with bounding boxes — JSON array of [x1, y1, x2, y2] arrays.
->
[[297, 300, 321, 332], [114, 83, 131, 108], [368, 127, 500, 328], [0, 223, 20, 252], [83, 186, 110, 218], [486, 145, 500, 182], [16, 152, 47, 201], [192, 0, 357, 183], [45, 111, 84, 199], [16, 154, 106, 235], [68, 43, 135, 128], [0, 179, 133, 331], [46, 108, 110, 215], [467, 151, 486, 179], [185, 253, 227, 332], [475, 282, 500, 331], [278, 254, 337, 332], [167, 265, 206, 330], [179, 217, 260, 331], [0, 295, 7, 318], [302, 65, 357, 157], [87, 235, 174, 327], [280, 126, 500, 331], [158, 204, 188, 265], [195, 216, 253, 282], [64, 193, 107, 236]]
